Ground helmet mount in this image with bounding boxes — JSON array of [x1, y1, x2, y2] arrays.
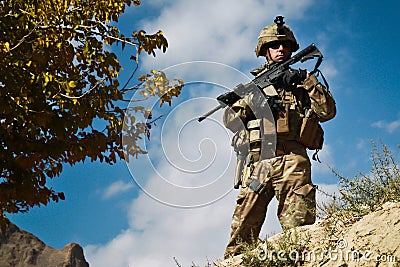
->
[[274, 16, 285, 35]]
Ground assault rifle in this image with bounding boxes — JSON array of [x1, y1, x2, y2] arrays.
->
[[198, 43, 323, 122]]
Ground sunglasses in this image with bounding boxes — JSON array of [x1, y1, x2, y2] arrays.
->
[[268, 41, 291, 50]]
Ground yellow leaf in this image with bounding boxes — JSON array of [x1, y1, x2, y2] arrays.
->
[[4, 42, 10, 52], [144, 108, 152, 119], [68, 81, 76, 88]]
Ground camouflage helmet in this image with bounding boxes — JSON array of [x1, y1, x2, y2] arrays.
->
[[255, 16, 299, 57]]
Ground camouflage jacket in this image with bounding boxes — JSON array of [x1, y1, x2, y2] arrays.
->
[[223, 69, 336, 145]]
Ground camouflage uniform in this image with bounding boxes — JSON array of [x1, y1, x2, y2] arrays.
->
[[223, 18, 336, 258]]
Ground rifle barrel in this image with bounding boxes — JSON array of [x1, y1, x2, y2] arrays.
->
[[198, 103, 224, 122]]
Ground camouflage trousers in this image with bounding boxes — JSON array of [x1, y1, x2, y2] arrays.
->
[[224, 150, 316, 259]]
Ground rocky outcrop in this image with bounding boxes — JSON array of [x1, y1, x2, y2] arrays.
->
[[0, 222, 89, 267], [217, 201, 400, 266]]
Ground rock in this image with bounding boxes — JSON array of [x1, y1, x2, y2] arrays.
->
[[216, 201, 400, 267], [0, 222, 89, 267]]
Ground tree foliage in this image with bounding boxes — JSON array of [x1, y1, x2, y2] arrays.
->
[[0, 0, 184, 221]]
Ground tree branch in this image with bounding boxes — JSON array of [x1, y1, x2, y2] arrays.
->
[[57, 83, 101, 99], [10, 26, 38, 52]]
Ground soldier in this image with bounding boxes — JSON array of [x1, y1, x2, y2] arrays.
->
[[223, 16, 336, 258]]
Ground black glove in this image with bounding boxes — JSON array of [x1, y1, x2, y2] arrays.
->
[[251, 91, 283, 119], [279, 68, 307, 88]]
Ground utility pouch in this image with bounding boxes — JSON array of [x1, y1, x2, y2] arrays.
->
[[276, 104, 290, 133], [261, 118, 276, 159], [231, 129, 249, 189], [298, 109, 324, 150], [242, 154, 256, 188], [248, 159, 272, 194], [262, 117, 276, 136], [231, 129, 249, 154], [249, 179, 264, 194], [233, 154, 246, 189], [248, 120, 261, 141]]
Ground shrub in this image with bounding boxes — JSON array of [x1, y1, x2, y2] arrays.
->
[[320, 141, 400, 235]]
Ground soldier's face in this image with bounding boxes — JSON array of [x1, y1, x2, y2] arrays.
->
[[266, 41, 292, 62]]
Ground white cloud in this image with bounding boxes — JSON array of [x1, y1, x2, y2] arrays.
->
[[309, 144, 335, 175], [371, 118, 400, 133], [320, 61, 338, 79], [140, 0, 314, 70], [88, 112, 338, 267], [87, 80, 242, 266], [86, 192, 237, 266], [88, 117, 337, 266], [315, 183, 340, 220], [102, 180, 134, 200], [357, 138, 367, 150], [85, 1, 328, 266], [316, 183, 340, 205]]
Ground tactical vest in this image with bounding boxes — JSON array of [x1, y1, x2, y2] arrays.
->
[[246, 84, 322, 156], [224, 74, 336, 188]]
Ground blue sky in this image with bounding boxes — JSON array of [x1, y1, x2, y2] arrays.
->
[[10, 0, 400, 266]]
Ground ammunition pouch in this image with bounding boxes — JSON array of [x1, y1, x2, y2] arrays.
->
[[275, 93, 302, 141], [247, 119, 261, 162], [247, 119, 276, 160], [248, 119, 262, 153], [298, 109, 324, 150], [276, 104, 290, 134]]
